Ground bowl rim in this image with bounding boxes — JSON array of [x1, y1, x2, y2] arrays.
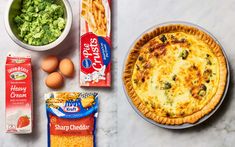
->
[[4, 0, 73, 51]]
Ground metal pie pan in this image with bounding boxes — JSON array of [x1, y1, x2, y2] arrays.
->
[[122, 21, 230, 129]]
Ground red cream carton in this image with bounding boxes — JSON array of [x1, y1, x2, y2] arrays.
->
[[5, 53, 33, 134], [80, 0, 112, 87]]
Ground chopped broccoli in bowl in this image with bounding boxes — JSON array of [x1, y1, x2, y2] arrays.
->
[[14, 0, 66, 46]]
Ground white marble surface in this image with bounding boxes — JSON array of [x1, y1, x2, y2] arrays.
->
[[0, 0, 117, 147], [118, 0, 235, 147], [2, 0, 235, 147]]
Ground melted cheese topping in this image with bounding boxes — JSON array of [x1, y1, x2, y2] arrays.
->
[[132, 32, 219, 118]]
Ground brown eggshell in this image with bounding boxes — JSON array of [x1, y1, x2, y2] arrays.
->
[[41, 55, 59, 73], [59, 58, 74, 77], [45, 72, 64, 89]]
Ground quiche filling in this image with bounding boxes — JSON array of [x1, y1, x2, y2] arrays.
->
[[132, 32, 220, 118]]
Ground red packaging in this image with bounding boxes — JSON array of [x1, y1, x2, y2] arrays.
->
[[5, 53, 33, 134], [80, 0, 112, 87]]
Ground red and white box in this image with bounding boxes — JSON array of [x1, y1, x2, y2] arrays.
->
[[80, 0, 112, 87], [5, 53, 33, 134]]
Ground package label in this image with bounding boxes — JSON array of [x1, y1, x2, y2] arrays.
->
[[5, 53, 33, 134], [45, 92, 98, 147], [80, 0, 112, 87]]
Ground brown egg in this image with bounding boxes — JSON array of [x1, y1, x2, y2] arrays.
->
[[59, 58, 74, 77], [45, 72, 64, 89], [41, 55, 59, 73]]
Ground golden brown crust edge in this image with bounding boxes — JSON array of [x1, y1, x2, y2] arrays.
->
[[123, 24, 228, 125]]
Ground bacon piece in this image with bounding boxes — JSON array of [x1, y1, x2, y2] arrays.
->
[[149, 43, 168, 57], [171, 38, 190, 47], [171, 38, 186, 44]]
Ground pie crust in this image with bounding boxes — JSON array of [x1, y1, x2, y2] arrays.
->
[[81, 0, 107, 36], [123, 24, 227, 125]]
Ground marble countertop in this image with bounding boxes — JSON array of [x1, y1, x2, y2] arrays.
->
[[0, 0, 117, 147], [118, 0, 235, 147], [1, 0, 235, 147]]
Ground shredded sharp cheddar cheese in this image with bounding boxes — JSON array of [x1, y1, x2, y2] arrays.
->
[[45, 92, 98, 147], [50, 135, 93, 147]]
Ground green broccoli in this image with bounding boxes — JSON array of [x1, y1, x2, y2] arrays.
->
[[14, 0, 66, 46]]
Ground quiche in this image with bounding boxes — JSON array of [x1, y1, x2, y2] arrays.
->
[[123, 24, 227, 125]]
